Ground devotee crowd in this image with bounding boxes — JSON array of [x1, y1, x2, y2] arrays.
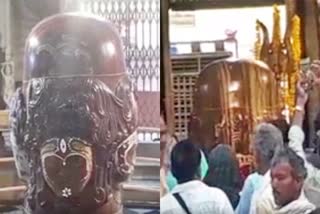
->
[[160, 61, 320, 214]]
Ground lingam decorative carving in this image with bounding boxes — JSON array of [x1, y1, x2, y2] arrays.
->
[[10, 13, 138, 214]]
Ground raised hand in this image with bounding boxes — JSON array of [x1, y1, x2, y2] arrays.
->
[[296, 77, 308, 107], [299, 60, 320, 93], [310, 60, 320, 85]]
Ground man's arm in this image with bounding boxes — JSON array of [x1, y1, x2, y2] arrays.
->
[[288, 78, 308, 160], [289, 63, 320, 182], [290, 60, 320, 159]]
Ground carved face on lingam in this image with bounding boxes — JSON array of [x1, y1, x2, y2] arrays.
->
[[10, 13, 138, 214]]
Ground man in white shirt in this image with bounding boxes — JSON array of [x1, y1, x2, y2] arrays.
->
[[160, 140, 234, 214], [256, 147, 315, 214]]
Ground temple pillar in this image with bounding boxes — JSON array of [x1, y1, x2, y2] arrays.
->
[[161, 0, 174, 132]]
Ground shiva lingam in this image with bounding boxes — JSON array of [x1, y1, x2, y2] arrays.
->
[[10, 13, 138, 214], [189, 59, 281, 154]]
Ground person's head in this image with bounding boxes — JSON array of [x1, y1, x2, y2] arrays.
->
[[252, 123, 284, 174], [171, 140, 201, 184], [271, 146, 307, 207], [268, 118, 290, 143], [203, 144, 242, 208]]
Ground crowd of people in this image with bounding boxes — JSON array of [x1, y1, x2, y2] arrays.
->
[[160, 61, 320, 214]]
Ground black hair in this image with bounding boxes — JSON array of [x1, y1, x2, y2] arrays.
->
[[203, 144, 242, 208], [171, 140, 201, 183]]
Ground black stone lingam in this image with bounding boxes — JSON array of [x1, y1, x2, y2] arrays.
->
[[10, 13, 138, 214]]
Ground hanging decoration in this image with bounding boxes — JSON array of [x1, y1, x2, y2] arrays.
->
[[255, 4, 301, 119]]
